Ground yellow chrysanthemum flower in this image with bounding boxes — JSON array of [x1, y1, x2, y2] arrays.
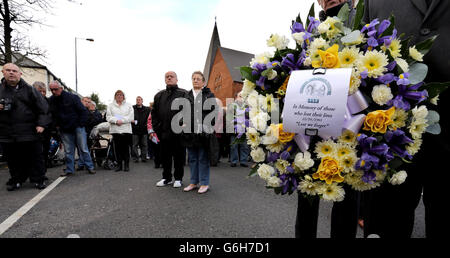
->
[[386, 39, 402, 58], [338, 130, 357, 147], [358, 50, 389, 78], [409, 46, 424, 62], [339, 47, 360, 68]]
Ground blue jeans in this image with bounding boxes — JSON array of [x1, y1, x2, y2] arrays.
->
[[230, 135, 249, 165], [187, 147, 210, 186], [61, 127, 94, 173]]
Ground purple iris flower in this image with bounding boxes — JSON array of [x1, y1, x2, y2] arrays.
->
[[377, 20, 391, 37], [376, 73, 396, 85], [356, 134, 393, 183], [367, 37, 379, 48], [386, 61, 397, 71], [281, 51, 306, 73], [387, 82, 429, 111], [307, 17, 320, 32], [280, 151, 291, 160], [267, 152, 281, 163], [396, 73, 411, 86], [384, 129, 414, 159], [291, 22, 305, 34], [256, 76, 267, 89], [279, 173, 299, 195]]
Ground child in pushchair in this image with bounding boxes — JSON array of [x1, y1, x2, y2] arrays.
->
[[90, 122, 118, 170]]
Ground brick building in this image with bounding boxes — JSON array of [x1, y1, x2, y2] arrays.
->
[[203, 22, 253, 106]]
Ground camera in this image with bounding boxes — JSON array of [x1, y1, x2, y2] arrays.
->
[[0, 98, 12, 111]]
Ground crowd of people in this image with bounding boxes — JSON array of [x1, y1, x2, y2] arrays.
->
[[0, 66, 250, 195]]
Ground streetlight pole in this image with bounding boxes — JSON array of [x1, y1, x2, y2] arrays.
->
[[75, 37, 94, 93]]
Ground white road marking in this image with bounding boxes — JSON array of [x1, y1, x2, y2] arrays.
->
[[0, 177, 66, 236]]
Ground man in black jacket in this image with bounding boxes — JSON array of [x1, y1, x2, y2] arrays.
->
[[132, 96, 151, 163], [0, 63, 51, 191], [49, 81, 96, 176], [363, 0, 450, 238], [152, 71, 189, 188]]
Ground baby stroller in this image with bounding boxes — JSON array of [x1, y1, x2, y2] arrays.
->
[[48, 136, 65, 167], [90, 122, 118, 170]]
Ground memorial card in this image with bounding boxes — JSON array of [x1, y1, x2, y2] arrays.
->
[[282, 68, 352, 138]]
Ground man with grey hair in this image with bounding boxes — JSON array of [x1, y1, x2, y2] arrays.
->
[[48, 81, 96, 176], [0, 63, 50, 191]]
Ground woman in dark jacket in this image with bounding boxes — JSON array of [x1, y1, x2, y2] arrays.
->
[[183, 71, 218, 194]]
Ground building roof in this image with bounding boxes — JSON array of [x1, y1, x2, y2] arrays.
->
[[219, 46, 253, 83], [203, 22, 253, 84]]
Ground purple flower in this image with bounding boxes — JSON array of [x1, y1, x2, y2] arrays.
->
[[387, 82, 429, 111], [376, 73, 396, 85], [279, 173, 299, 195], [267, 152, 281, 163], [396, 73, 411, 86], [384, 129, 413, 159], [307, 17, 320, 32], [291, 22, 305, 34], [281, 51, 305, 72]]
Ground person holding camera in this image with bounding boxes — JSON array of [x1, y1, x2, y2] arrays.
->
[[0, 63, 51, 191]]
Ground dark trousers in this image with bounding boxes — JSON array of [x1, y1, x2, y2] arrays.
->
[[295, 186, 359, 238], [112, 133, 131, 163], [150, 141, 162, 166], [2, 141, 45, 184], [160, 137, 185, 181], [132, 134, 148, 161]]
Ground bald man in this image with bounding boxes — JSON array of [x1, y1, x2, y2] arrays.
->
[[152, 71, 189, 188], [0, 63, 51, 191]]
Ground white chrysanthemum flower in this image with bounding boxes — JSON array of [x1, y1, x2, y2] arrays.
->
[[389, 171, 408, 185], [409, 119, 428, 140], [267, 176, 282, 188], [385, 39, 402, 58], [298, 180, 320, 196], [315, 140, 337, 158], [257, 164, 275, 180], [246, 127, 261, 148], [430, 95, 439, 105], [319, 183, 345, 202], [371, 85, 394, 106], [246, 90, 260, 108], [262, 124, 279, 145], [339, 153, 358, 173], [309, 38, 329, 52], [357, 50, 389, 78], [275, 159, 291, 174], [338, 130, 357, 147], [241, 80, 256, 99], [339, 47, 360, 68], [349, 69, 362, 95], [250, 147, 266, 163], [406, 138, 422, 156], [250, 52, 273, 66], [250, 111, 270, 133], [321, 17, 342, 39], [303, 57, 312, 67], [412, 105, 429, 120], [390, 108, 408, 130], [260, 94, 277, 112], [317, 22, 330, 34], [267, 34, 290, 50], [395, 57, 409, 73], [294, 151, 315, 171], [292, 32, 306, 45], [409, 46, 424, 62]]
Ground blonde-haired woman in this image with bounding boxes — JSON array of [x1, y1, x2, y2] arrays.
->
[[106, 90, 134, 172]]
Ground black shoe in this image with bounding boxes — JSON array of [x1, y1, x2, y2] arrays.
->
[[7, 183, 21, 192], [115, 164, 123, 172], [134, 159, 139, 163], [231, 163, 237, 167], [240, 163, 248, 167], [141, 159, 147, 163], [76, 166, 85, 171], [154, 164, 161, 169], [35, 182, 47, 190], [88, 169, 96, 174], [124, 161, 130, 172]]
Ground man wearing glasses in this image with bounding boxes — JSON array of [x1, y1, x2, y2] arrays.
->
[[0, 63, 50, 191], [48, 81, 96, 176]]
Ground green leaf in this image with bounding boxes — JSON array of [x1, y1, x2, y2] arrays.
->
[[341, 30, 362, 45], [305, 3, 315, 27], [408, 63, 428, 85], [248, 164, 259, 178], [389, 158, 404, 170], [426, 110, 440, 125], [337, 3, 350, 23], [426, 123, 441, 135], [423, 81, 450, 99], [415, 35, 438, 56], [352, 0, 365, 30], [240, 66, 255, 82]]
